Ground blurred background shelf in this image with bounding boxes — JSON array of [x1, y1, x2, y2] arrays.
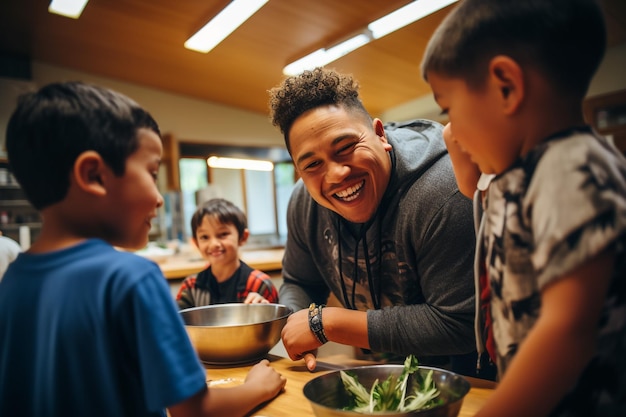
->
[[0, 161, 41, 246]]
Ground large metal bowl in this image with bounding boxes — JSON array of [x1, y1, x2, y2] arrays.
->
[[303, 364, 470, 417], [180, 303, 291, 365]]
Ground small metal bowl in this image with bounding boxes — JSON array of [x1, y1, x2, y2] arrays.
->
[[303, 364, 470, 417], [180, 303, 291, 365]]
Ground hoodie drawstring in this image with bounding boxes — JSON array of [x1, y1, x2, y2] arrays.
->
[[337, 220, 381, 310]]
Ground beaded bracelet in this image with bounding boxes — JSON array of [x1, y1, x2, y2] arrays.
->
[[308, 303, 328, 345]]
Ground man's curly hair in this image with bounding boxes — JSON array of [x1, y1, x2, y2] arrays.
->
[[268, 67, 370, 152]]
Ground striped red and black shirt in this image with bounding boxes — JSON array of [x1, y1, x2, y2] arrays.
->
[[176, 261, 278, 309]]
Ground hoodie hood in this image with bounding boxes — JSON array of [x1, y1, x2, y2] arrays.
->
[[384, 119, 448, 202], [334, 119, 448, 309]]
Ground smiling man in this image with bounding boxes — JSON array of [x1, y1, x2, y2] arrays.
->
[[268, 67, 494, 379]]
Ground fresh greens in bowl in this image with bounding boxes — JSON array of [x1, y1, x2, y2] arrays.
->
[[339, 355, 442, 413], [303, 355, 470, 417]]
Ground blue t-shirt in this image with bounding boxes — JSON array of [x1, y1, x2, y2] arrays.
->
[[0, 239, 207, 416]]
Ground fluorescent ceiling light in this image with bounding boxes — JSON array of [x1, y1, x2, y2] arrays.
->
[[207, 156, 274, 172], [185, 0, 269, 53], [283, 0, 458, 75], [368, 0, 458, 39], [48, 0, 89, 19], [284, 32, 371, 76]]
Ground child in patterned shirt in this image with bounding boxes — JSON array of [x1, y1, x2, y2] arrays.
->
[[176, 198, 279, 309], [422, 0, 626, 416]]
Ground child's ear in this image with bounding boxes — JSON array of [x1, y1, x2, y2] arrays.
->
[[489, 55, 524, 115], [239, 228, 250, 246], [73, 151, 107, 196]]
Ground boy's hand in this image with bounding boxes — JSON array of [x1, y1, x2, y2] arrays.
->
[[442, 123, 481, 199], [244, 292, 270, 304], [244, 359, 287, 400]]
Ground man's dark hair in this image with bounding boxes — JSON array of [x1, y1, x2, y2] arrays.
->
[[6, 81, 160, 210], [268, 67, 372, 153], [190, 198, 247, 239], [421, 0, 606, 98]]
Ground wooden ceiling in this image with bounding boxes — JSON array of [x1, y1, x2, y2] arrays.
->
[[1, 0, 625, 118]]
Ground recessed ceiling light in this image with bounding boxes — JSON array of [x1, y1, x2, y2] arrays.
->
[[48, 0, 89, 19], [368, 0, 458, 39], [284, 0, 459, 75], [185, 0, 269, 53], [207, 156, 274, 172], [283, 32, 372, 76]]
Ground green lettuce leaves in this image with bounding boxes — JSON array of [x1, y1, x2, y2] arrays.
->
[[339, 355, 442, 413]]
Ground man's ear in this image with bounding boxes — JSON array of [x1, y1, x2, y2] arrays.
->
[[373, 118, 392, 151], [73, 151, 107, 197], [239, 228, 250, 246], [488, 55, 525, 115]]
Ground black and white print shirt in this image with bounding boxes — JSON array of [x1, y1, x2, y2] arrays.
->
[[481, 127, 626, 416]]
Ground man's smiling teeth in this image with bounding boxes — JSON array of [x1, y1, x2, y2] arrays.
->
[[334, 180, 364, 202]]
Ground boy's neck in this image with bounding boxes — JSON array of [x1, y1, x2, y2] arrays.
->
[[27, 229, 89, 254], [519, 80, 586, 157], [211, 258, 241, 282]]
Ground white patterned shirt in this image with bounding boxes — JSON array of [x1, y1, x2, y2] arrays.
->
[[481, 127, 626, 416]]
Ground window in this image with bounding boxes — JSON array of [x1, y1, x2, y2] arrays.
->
[[176, 156, 295, 244], [274, 162, 295, 237], [178, 158, 209, 240], [244, 169, 276, 235]]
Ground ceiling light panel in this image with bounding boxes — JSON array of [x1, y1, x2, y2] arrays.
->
[[185, 0, 269, 53], [48, 0, 89, 19], [368, 0, 458, 39], [283, 32, 372, 76], [283, 0, 459, 75], [207, 156, 274, 172]]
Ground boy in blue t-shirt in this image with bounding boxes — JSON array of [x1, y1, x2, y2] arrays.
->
[[0, 81, 286, 416]]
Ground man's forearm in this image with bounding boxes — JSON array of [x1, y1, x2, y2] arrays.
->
[[367, 305, 475, 356], [277, 280, 310, 312], [322, 307, 370, 349]]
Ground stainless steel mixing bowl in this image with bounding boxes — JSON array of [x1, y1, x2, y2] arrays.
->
[[180, 303, 291, 365], [303, 364, 471, 417]]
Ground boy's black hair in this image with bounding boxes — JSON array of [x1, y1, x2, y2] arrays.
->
[[190, 198, 248, 239], [6, 81, 160, 210], [268, 67, 372, 153], [421, 0, 607, 99]]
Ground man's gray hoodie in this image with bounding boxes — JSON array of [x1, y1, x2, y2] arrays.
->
[[279, 119, 477, 358]]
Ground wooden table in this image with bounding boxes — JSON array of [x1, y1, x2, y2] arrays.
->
[[204, 354, 496, 417], [159, 248, 284, 279]]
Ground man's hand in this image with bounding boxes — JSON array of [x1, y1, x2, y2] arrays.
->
[[280, 308, 322, 371]]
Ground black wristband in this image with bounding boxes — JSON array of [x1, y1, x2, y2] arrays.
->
[[308, 303, 328, 345]]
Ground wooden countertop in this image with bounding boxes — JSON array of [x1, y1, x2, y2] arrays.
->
[[158, 248, 284, 279], [203, 354, 496, 417]]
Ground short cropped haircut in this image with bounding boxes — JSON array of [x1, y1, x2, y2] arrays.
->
[[6, 81, 160, 210], [190, 198, 248, 239], [421, 0, 606, 98], [268, 67, 372, 153]]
